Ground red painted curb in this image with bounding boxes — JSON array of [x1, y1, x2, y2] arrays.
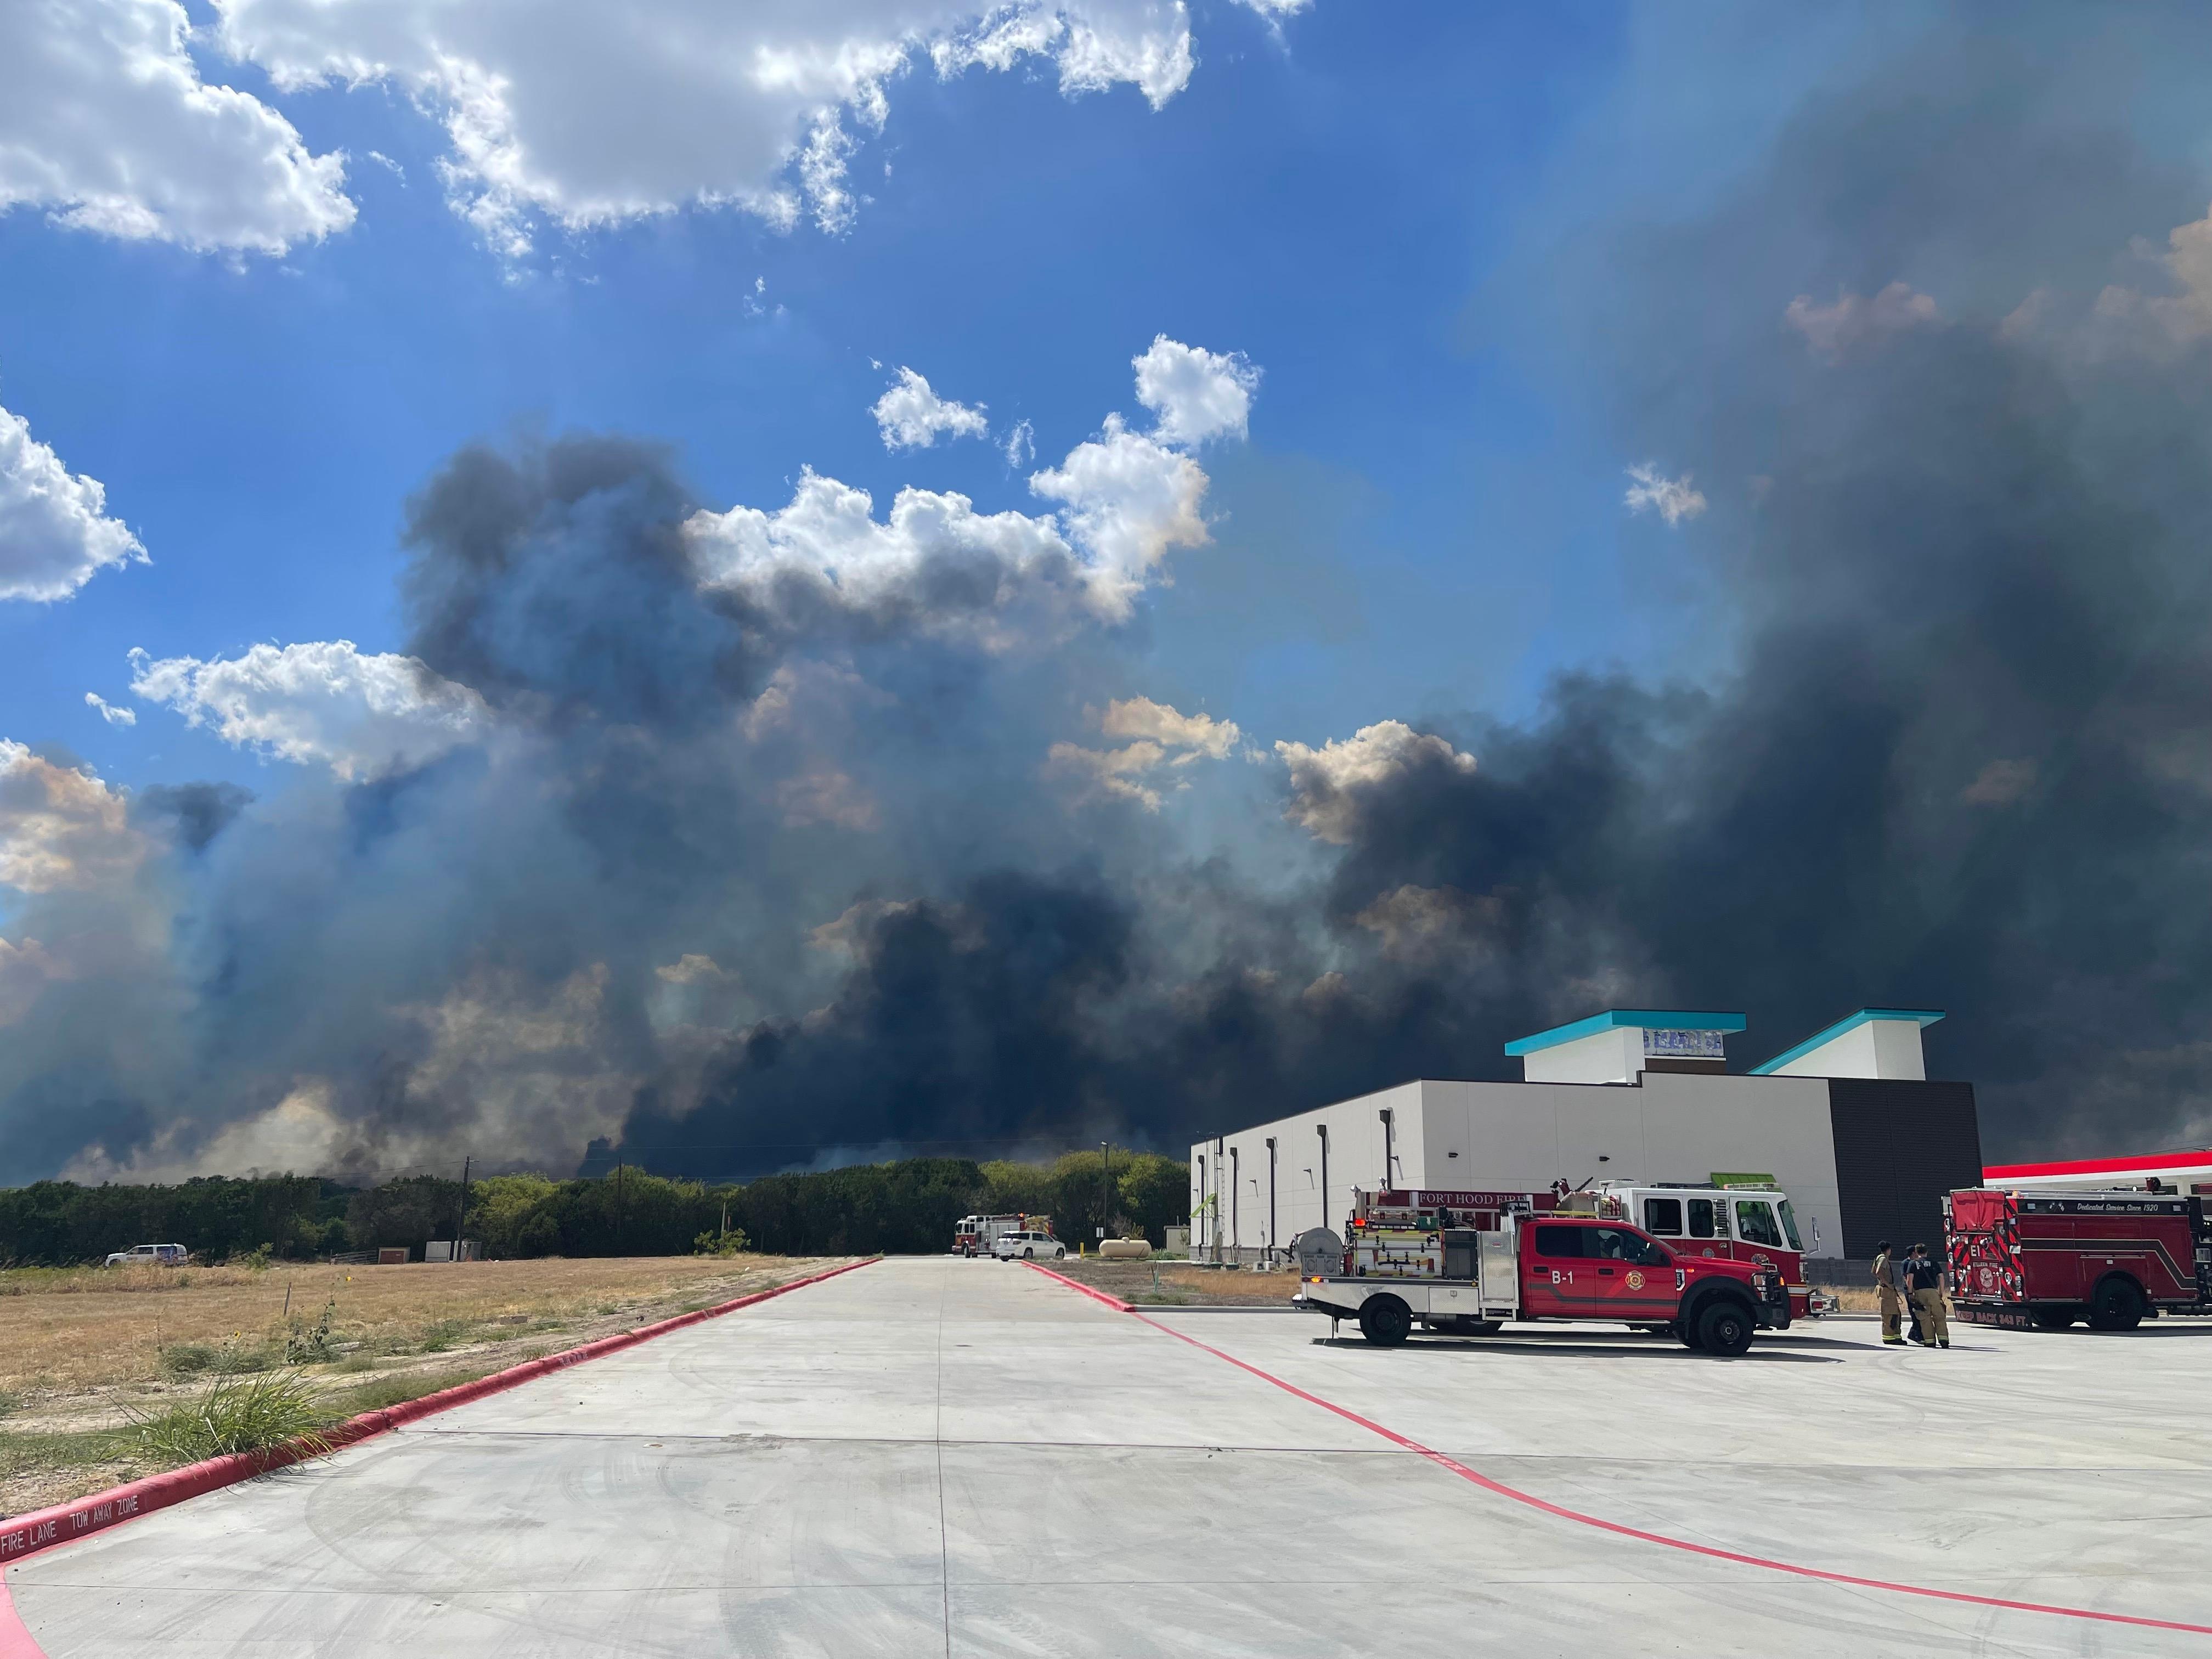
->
[[1024, 1266, 2212, 1638], [0, 1256, 877, 1576], [1020, 1259, 1134, 1311]]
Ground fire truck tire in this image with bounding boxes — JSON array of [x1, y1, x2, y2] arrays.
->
[[1358, 1295, 1414, 1346], [2087, 1276, 2145, 1331], [2029, 1306, 2079, 1330], [1674, 1319, 1702, 1349], [1695, 1299, 1756, 1357]]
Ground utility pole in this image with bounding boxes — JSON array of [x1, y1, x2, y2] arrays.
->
[[616, 1161, 626, 1257], [453, 1155, 471, 1263], [1101, 1141, 1110, 1243]]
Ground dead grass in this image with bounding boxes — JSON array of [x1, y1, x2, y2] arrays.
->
[[0, 1254, 843, 1521], [1046, 1258, 1303, 1306]]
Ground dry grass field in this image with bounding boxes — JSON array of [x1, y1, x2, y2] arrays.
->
[[1045, 1257, 1304, 1306], [0, 1254, 845, 1521]]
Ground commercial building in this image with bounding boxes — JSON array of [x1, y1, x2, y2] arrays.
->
[[1189, 1007, 1981, 1267]]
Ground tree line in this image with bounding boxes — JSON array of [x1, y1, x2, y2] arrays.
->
[[0, 1150, 1190, 1266]]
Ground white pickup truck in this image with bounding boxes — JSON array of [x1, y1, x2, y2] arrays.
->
[[104, 1243, 187, 1267]]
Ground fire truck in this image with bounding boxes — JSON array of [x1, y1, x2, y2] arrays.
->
[[1556, 1181, 1824, 1321], [953, 1215, 1034, 1257], [1945, 1186, 2212, 1330], [1294, 1187, 1791, 1356]]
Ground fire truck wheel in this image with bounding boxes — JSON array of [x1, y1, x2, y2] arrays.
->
[[1358, 1295, 1413, 1346], [2087, 1277, 2145, 1332], [1674, 1319, 1702, 1350], [2029, 1306, 2078, 1330], [1695, 1300, 1756, 1357]]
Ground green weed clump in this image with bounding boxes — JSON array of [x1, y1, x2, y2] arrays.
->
[[160, 1338, 282, 1380], [131, 1370, 334, 1464], [284, 1297, 338, 1363], [691, 1224, 750, 1257]]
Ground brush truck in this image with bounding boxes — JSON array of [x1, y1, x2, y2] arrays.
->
[[1294, 1187, 1790, 1356]]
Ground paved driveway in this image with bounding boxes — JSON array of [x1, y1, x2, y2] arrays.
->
[[9, 1257, 2211, 1656]]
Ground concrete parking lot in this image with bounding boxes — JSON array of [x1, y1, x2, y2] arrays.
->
[[8, 1255, 2210, 1656]]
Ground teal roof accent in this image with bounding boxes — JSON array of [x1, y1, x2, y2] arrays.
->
[[1748, 1008, 1945, 1075], [1504, 1009, 1747, 1057]]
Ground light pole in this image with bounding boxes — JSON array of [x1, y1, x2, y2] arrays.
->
[[1265, 1137, 1277, 1267], [1316, 1123, 1329, 1239], [1378, 1108, 1395, 1193], [1214, 1137, 1225, 1263], [1101, 1140, 1110, 1244], [1229, 1145, 1240, 1265]]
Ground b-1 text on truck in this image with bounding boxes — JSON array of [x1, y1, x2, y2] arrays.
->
[[1295, 1188, 1791, 1356]]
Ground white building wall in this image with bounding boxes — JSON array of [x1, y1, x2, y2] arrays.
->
[[1519, 1026, 1645, 1084], [1420, 1074, 1842, 1256], [1768, 1019, 1926, 1080], [1190, 1080, 1421, 1260], [1200, 1070, 1850, 1264]]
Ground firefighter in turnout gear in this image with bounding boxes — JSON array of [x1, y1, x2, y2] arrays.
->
[[1873, 1240, 1906, 1345], [1905, 1242, 1950, 1347]]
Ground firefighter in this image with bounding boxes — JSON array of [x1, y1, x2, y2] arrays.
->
[[1906, 1241, 1950, 1347], [1872, 1240, 1906, 1345]]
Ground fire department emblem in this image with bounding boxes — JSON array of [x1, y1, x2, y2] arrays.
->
[[1625, 1270, 1645, 1290]]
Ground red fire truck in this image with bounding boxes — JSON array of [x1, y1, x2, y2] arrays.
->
[[953, 1214, 1040, 1257], [1558, 1181, 1824, 1321], [1945, 1186, 2212, 1330], [1294, 1188, 1791, 1356]]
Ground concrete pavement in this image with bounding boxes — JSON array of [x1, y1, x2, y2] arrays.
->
[[9, 1256, 2211, 1656]]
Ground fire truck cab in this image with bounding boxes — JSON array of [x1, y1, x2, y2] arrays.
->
[[1560, 1181, 1822, 1321], [1295, 1188, 1791, 1356]]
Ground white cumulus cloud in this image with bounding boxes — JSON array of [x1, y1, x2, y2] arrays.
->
[[1099, 695, 1238, 758], [1784, 281, 1939, 362], [872, 367, 990, 450], [217, 1, 1232, 255], [84, 693, 137, 727], [1132, 335, 1261, 446], [692, 336, 1249, 631], [1048, 695, 1239, 810], [0, 741, 145, 894], [128, 641, 490, 779], [0, 0, 353, 255], [1275, 720, 1476, 844], [1623, 462, 1708, 527], [0, 403, 148, 602]]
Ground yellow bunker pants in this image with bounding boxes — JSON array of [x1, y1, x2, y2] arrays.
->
[[1911, 1287, 1949, 1344], [1878, 1286, 1904, 1340]]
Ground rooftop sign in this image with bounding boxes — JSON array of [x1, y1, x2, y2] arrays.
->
[[1504, 1009, 1747, 1057]]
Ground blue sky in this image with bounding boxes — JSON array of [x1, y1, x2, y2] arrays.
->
[[0, 1, 1745, 793]]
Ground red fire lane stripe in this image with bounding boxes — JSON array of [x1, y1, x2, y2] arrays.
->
[[1019, 1262, 2212, 1639], [0, 1256, 879, 1590]]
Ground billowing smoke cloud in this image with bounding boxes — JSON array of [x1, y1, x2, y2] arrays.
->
[[14, 18, 2212, 1184]]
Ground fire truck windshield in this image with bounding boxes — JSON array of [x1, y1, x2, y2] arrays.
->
[[1775, 1199, 1804, 1251], [1735, 1200, 1782, 1247]]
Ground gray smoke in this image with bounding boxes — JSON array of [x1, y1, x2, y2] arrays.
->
[[8, 10, 2212, 1183]]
